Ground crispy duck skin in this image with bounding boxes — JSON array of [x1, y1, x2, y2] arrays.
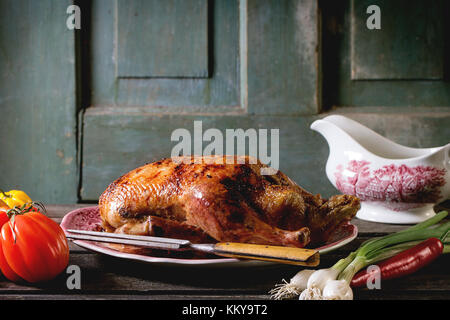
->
[[99, 155, 360, 248]]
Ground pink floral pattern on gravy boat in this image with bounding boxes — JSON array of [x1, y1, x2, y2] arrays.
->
[[311, 115, 450, 224]]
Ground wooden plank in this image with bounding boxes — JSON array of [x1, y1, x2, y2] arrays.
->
[[0, 292, 449, 300], [7, 206, 450, 300], [0, 292, 448, 300], [0, 294, 271, 300], [116, 0, 209, 78], [0, 252, 448, 298], [247, 0, 320, 115], [90, 0, 239, 109], [80, 107, 450, 200], [351, 0, 444, 80], [0, 253, 294, 293], [80, 111, 327, 199], [0, 0, 78, 203]]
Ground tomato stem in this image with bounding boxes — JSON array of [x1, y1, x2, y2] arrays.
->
[[32, 201, 47, 215], [6, 202, 46, 218], [0, 189, 9, 198], [5, 202, 47, 244]]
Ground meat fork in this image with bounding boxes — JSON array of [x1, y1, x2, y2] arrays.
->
[[66, 229, 320, 266]]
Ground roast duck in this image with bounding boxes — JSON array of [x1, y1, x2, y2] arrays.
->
[[99, 156, 360, 254]]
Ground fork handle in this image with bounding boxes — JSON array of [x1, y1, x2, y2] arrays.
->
[[211, 242, 319, 266]]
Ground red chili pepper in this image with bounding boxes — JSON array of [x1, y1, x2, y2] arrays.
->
[[351, 238, 444, 288]]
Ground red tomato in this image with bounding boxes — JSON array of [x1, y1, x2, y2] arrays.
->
[[0, 209, 69, 283], [0, 208, 19, 282], [0, 209, 9, 227]]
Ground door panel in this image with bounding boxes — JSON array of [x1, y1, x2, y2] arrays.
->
[[247, 0, 320, 115], [322, 0, 450, 108], [0, 0, 78, 203], [351, 0, 444, 80], [117, 0, 209, 78], [90, 0, 239, 110]]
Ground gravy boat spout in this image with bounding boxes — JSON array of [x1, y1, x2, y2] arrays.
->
[[311, 115, 450, 224]]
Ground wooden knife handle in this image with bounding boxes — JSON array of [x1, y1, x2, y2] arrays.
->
[[212, 242, 320, 266]]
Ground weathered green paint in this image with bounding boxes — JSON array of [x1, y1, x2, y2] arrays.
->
[[351, 0, 444, 80], [322, 0, 450, 108], [117, 0, 209, 78], [2, 0, 448, 205], [247, 0, 320, 115], [90, 0, 321, 113], [81, 0, 449, 202], [90, 0, 239, 110], [80, 108, 450, 201], [0, 0, 78, 203], [80, 0, 325, 200]]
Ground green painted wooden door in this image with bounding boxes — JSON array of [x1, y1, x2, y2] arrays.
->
[[80, 0, 322, 200], [1, 0, 449, 203]]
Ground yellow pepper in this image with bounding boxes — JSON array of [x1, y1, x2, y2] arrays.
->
[[0, 190, 32, 209]]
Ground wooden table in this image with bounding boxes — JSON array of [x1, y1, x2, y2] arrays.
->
[[1, 204, 449, 301]]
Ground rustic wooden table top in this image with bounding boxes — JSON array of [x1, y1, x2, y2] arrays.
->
[[1, 204, 449, 301]]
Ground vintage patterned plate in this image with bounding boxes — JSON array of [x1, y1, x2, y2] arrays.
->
[[61, 206, 358, 267]]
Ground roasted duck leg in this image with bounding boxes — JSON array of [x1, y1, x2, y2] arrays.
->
[[99, 156, 360, 248]]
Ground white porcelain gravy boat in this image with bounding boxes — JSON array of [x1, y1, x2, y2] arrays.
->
[[311, 115, 450, 224]]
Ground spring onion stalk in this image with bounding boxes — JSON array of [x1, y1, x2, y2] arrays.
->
[[269, 269, 315, 300], [309, 252, 356, 289], [337, 212, 450, 294], [399, 211, 449, 233], [357, 221, 450, 259], [270, 211, 450, 300], [356, 211, 449, 249], [304, 242, 419, 300], [298, 287, 322, 300], [444, 245, 450, 254], [322, 280, 353, 300], [270, 252, 356, 300], [298, 252, 358, 300]]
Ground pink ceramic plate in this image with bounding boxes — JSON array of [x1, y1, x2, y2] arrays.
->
[[61, 206, 358, 267]]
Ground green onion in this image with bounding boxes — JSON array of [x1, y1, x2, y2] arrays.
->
[[272, 211, 450, 300], [338, 211, 449, 284]]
